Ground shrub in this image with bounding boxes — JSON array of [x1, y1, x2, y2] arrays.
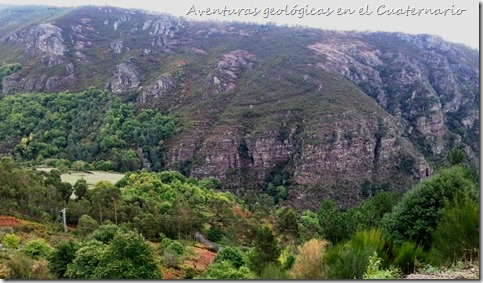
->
[[206, 226, 223, 242], [324, 229, 389, 279], [214, 246, 247, 268], [29, 259, 53, 279], [165, 240, 185, 255], [363, 252, 401, 279], [392, 241, 426, 274], [382, 166, 477, 249], [22, 239, 53, 259], [86, 224, 118, 244], [48, 239, 80, 278], [431, 192, 479, 264], [160, 237, 172, 249], [279, 248, 296, 270], [259, 263, 289, 279], [2, 234, 20, 249], [5, 253, 34, 279], [290, 238, 328, 279], [4, 252, 51, 279], [195, 261, 254, 279], [162, 252, 181, 268]]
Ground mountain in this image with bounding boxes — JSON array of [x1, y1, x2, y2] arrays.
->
[[0, 5, 478, 209]]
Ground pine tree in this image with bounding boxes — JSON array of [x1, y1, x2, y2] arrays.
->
[[250, 226, 281, 274]]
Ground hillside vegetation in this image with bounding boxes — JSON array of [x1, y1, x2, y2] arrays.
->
[[0, 157, 478, 279]]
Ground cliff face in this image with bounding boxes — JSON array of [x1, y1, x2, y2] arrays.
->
[[0, 6, 478, 208], [307, 33, 479, 159]]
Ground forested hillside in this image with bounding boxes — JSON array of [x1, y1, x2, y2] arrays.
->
[[0, 5, 478, 208]]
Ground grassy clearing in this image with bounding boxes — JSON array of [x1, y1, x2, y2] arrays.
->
[[36, 167, 125, 187], [61, 171, 125, 187]]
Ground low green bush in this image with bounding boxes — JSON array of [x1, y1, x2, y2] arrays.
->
[[431, 192, 479, 265], [324, 229, 389, 279], [214, 246, 247, 268], [392, 241, 426, 274], [22, 239, 53, 259], [363, 252, 401, 279], [195, 260, 254, 279], [2, 234, 20, 249], [165, 240, 185, 255]]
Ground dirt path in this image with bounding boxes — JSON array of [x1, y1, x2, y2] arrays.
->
[[404, 266, 479, 279]]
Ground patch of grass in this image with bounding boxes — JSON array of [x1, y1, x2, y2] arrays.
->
[[61, 171, 125, 187], [36, 167, 124, 187]]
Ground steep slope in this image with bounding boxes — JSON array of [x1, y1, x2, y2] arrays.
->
[[0, 5, 478, 208]]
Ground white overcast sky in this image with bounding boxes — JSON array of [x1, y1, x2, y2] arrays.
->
[[0, 0, 479, 49]]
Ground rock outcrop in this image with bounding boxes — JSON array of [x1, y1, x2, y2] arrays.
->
[[20, 23, 68, 57], [137, 74, 177, 108], [308, 32, 478, 156], [2, 63, 76, 94], [205, 50, 256, 95], [105, 63, 140, 93]]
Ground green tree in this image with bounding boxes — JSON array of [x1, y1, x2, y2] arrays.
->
[[48, 239, 80, 278], [206, 226, 223, 242], [94, 230, 160, 279], [276, 207, 300, 240], [58, 182, 73, 203], [77, 214, 99, 237], [73, 178, 88, 200], [86, 224, 119, 244], [65, 240, 107, 279], [341, 191, 399, 235], [66, 199, 92, 224], [0, 63, 21, 90], [299, 210, 323, 241], [72, 160, 87, 171], [44, 169, 73, 202], [249, 226, 281, 274], [317, 199, 350, 244], [381, 166, 477, 248], [87, 181, 121, 225]]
